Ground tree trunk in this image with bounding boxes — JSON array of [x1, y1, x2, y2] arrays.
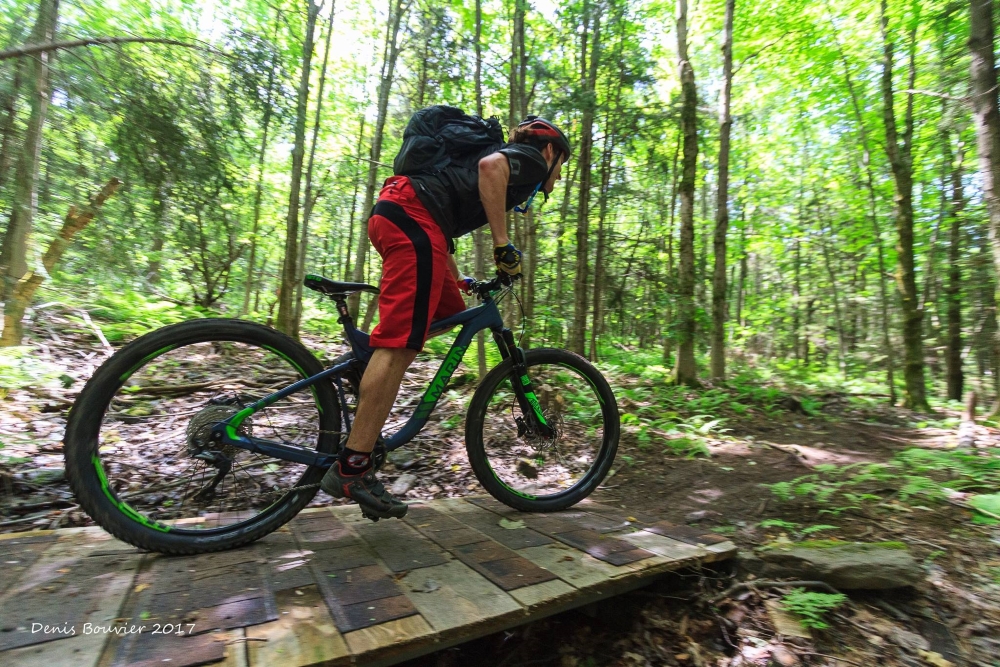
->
[[710, 0, 734, 380], [793, 236, 801, 359], [673, 0, 699, 385], [880, 2, 927, 410], [348, 0, 407, 319], [473, 0, 487, 377], [662, 134, 681, 364], [571, 0, 601, 355], [343, 115, 366, 281], [276, 0, 320, 335], [242, 11, 282, 315], [819, 217, 848, 377], [1, 179, 120, 346], [0, 0, 59, 303], [969, 0, 1000, 406], [0, 63, 23, 193], [946, 136, 965, 400], [293, 2, 337, 337]]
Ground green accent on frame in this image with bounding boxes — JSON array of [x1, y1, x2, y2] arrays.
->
[[414, 344, 469, 419]]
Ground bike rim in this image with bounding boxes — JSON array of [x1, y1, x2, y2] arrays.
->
[[480, 361, 610, 500], [91, 339, 334, 535]]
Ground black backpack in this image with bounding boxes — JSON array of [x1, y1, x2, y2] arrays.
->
[[393, 105, 505, 176]]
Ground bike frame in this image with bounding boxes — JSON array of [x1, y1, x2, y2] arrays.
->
[[211, 288, 547, 469]]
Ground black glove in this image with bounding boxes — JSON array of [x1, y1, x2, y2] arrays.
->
[[493, 242, 523, 276]]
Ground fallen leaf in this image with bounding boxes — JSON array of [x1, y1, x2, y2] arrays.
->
[[134, 583, 149, 593], [413, 579, 441, 593], [499, 518, 526, 530]]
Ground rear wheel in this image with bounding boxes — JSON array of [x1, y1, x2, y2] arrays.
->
[[64, 318, 341, 554], [465, 348, 619, 512]]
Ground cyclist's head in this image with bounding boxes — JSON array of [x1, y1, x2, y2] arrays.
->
[[511, 116, 571, 164]]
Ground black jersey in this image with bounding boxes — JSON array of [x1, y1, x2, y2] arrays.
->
[[407, 143, 549, 248]]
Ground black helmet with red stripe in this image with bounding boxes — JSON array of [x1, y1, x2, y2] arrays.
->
[[514, 116, 571, 161]]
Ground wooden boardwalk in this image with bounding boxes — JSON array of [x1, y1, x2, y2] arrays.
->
[[0, 496, 736, 667]]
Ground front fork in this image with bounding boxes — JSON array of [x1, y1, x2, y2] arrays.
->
[[493, 328, 555, 439]]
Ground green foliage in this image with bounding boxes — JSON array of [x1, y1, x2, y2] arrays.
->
[[664, 436, 711, 458], [0, 347, 66, 391], [967, 494, 1000, 525], [766, 447, 1000, 518], [780, 589, 848, 630]]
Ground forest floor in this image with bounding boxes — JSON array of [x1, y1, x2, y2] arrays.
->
[[2, 307, 999, 666]]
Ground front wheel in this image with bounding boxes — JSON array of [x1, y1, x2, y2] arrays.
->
[[465, 348, 619, 512]]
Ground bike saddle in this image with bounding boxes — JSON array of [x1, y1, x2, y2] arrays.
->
[[304, 274, 380, 297]]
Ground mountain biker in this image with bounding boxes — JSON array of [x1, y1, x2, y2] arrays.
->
[[320, 115, 571, 520]]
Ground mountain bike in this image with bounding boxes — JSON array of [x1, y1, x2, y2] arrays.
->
[[64, 273, 619, 555]]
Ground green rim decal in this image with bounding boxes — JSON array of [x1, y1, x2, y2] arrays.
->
[[92, 454, 171, 533], [119, 345, 179, 382]]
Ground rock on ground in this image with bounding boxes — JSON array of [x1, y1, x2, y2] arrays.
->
[[757, 542, 922, 590]]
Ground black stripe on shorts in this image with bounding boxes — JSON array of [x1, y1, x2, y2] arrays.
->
[[371, 200, 433, 350]]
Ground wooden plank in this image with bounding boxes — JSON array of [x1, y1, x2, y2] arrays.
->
[[342, 615, 434, 658], [246, 585, 350, 667], [516, 543, 634, 589], [404, 504, 558, 590], [0, 534, 142, 652], [507, 579, 576, 609], [434, 498, 554, 548], [350, 520, 448, 573], [614, 530, 707, 564], [397, 560, 522, 634]]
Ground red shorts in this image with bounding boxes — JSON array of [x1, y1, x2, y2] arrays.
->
[[368, 176, 466, 351]]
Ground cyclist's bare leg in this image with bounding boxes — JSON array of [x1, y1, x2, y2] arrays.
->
[[320, 346, 416, 518], [346, 347, 418, 452]]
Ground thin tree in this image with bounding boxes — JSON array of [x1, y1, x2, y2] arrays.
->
[[969, 0, 1000, 411], [293, 1, 337, 336], [710, 0, 735, 379], [276, 0, 321, 335], [0, 0, 60, 303], [348, 0, 408, 319], [570, 0, 602, 355], [242, 12, 283, 315], [879, 0, 928, 410], [672, 0, 699, 385]]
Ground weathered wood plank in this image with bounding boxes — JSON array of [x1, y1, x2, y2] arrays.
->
[[0, 533, 142, 652], [246, 585, 349, 667], [1, 496, 739, 667], [341, 614, 434, 658], [397, 560, 522, 634]]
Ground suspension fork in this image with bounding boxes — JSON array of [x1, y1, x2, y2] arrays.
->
[[492, 328, 555, 438]]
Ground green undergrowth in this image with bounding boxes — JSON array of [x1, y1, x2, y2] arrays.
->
[[780, 589, 848, 629], [766, 447, 1000, 520], [0, 347, 69, 393]]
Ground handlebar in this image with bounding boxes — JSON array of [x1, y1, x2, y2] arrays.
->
[[470, 272, 520, 300]]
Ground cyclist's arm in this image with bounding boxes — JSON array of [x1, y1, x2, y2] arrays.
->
[[446, 252, 462, 281], [478, 152, 510, 247]]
